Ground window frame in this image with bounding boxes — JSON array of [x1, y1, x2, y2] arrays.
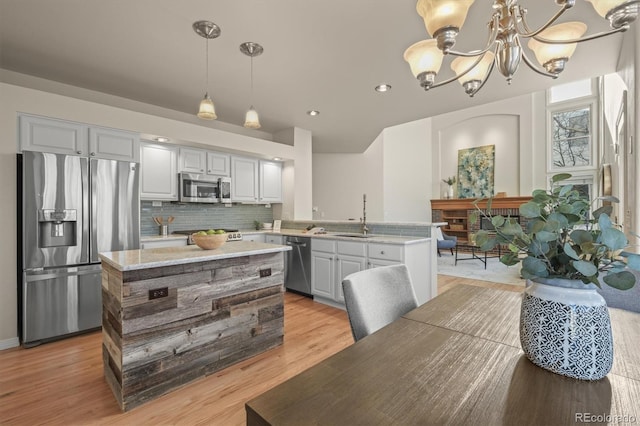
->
[[546, 97, 599, 174]]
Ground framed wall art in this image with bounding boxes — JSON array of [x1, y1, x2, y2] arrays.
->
[[457, 144, 495, 198]]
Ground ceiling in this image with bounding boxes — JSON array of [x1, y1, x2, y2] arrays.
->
[[0, 0, 627, 153]]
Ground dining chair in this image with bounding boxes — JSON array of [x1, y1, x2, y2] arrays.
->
[[341, 264, 419, 342]]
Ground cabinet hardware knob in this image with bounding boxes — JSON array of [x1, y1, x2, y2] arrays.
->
[[76, 151, 82, 155], [380, 251, 385, 254], [90, 152, 96, 156]]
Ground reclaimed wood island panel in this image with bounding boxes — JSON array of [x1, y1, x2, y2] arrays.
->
[[98, 241, 291, 411]]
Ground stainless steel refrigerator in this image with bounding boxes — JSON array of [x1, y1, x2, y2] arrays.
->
[[18, 151, 139, 347]]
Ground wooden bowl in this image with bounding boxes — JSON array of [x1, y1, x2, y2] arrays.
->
[[191, 233, 228, 250]]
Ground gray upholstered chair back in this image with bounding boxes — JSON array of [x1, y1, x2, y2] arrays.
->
[[597, 267, 640, 313], [342, 264, 419, 342]]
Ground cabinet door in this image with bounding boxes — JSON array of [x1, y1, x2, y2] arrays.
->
[[140, 142, 178, 200], [207, 152, 230, 176], [265, 235, 283, 244], [179, 147, 207, 173], [89, 127, 139, 162], [231, 156, 259, 202], [259, 160, 282, 203], [19, 114, 88, 155], [336, 254, 367, 303], [311, 251, 334, 299], [243, 234, 265, 243]]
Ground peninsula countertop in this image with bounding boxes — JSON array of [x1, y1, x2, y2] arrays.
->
[[99, 241, 291, 272]]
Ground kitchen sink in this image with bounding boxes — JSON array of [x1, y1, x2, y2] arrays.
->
[[334, 234, 372, 238]]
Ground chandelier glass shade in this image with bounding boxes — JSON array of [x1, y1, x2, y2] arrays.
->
[[198, 93, 217, 120], [404, 0, 639, 97]]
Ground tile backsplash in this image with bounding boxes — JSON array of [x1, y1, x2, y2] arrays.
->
[[141, 201, 274, 236]]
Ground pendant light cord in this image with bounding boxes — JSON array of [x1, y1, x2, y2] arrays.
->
[[250, 55, 254, 104], [205, 36, 209, 93]]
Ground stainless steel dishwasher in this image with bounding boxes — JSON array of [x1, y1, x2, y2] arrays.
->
[[284, 236, 312, 297]]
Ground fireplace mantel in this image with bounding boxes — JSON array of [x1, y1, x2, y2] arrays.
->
[[431, 196, 532, 211]]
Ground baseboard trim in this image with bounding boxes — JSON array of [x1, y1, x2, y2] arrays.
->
[[0, 337, 20, 351]]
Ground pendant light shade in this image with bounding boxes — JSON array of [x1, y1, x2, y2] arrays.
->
[[244, 106, 261, 129], [198, 93, 217, 120], [240, 42, 264, 130], [193, 21, 221, 121]]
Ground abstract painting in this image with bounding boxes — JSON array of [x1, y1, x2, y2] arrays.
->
[[457, 145, 495, 198]]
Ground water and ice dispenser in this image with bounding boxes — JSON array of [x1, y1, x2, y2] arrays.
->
[[38, 209, 77, 247]]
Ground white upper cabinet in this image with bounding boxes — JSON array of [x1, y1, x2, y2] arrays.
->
[[179, 148, 230, 176], [88, 127, 140, 162], [140, 142, 178, 201], [259, 160, 282, 203], [207, 152, 230, 176], [20, 114, 88, 156], [179, 148, 207, 174], [19, 114, 139, 162], [231, 156, 259, 202]]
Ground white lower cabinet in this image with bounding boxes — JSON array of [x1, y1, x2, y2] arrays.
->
[[242, 233, 266, 243], [310, 237, 432, 308], [140, 238, 187, 249], [311, 239, 366, 307], [265, 235, 283, 245]]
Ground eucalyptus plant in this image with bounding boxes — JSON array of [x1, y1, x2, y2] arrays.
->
[[470, 174, 640, 290]]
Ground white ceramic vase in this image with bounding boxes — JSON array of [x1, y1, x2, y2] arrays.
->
[[447, 185, 454, 199], [520, 278, 613, 381]]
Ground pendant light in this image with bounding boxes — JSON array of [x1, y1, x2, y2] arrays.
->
[[240, 42, 263, 129], [193, 21, 221, 120]]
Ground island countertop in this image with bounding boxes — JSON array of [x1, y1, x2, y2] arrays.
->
[[99, 241, 291, 271]]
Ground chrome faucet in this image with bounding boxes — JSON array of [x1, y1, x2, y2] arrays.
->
[[361, 193, 369, 235]]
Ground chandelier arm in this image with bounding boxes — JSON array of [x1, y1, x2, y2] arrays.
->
[[520, 49, 560, 79], [514, 3, 571, 38], [447, 14, 500, 58], [530, 25, 629, 44], [426, 55, 486, 90]]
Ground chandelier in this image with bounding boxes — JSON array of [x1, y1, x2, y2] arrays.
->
[[404, 0, 639, 97]]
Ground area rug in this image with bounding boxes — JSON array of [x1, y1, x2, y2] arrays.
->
[[437, 253, 525, 287]]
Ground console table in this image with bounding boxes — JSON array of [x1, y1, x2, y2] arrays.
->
[[246, 285, 640, 425]]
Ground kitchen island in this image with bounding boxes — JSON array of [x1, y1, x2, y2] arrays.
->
[[99, 241, 291, 411]]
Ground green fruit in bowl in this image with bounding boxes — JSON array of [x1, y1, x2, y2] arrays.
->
[[206, 229, 216, 235], [196, 231, 207, 236], [215, 229, 226, 234]]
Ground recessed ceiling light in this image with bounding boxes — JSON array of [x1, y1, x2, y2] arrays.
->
[[307, 110, 320, 116], [375, 84, 392, 92], [273, 157, 282, 161], [154, 137, 169, 142]]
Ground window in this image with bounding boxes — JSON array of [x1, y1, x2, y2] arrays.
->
[[546, 79, 598, 174], [550, 105, 593, 169]]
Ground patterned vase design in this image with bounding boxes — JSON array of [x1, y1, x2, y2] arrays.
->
[[520, 278, 613, 381]]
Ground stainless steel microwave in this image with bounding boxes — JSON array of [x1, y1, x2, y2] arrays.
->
[[179, 173, 231, 203]]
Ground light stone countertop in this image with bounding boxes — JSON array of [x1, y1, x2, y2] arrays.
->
[[99, 241, 291, 272], [243, 228, 431, 245]]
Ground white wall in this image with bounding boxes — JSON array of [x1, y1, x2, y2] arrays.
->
[[430, 93, 539, 199], [382, 119, 431, 222], [0, 81, 308, 347]]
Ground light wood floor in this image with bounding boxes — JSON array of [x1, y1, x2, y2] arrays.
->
[[0, 276, 523, 425]]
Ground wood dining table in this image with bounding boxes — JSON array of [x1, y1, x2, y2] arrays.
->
[[246, 284, 640, 425]]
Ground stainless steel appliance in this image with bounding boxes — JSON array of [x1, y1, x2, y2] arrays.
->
[[284, 236, 312, 297], [179, 173, 231, 204], [172, 229, 242, 245], [18, 151, 139, 347]]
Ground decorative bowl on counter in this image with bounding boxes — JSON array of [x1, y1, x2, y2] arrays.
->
[[191, 233, 228, 250], [262, 222, 273, 230]]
